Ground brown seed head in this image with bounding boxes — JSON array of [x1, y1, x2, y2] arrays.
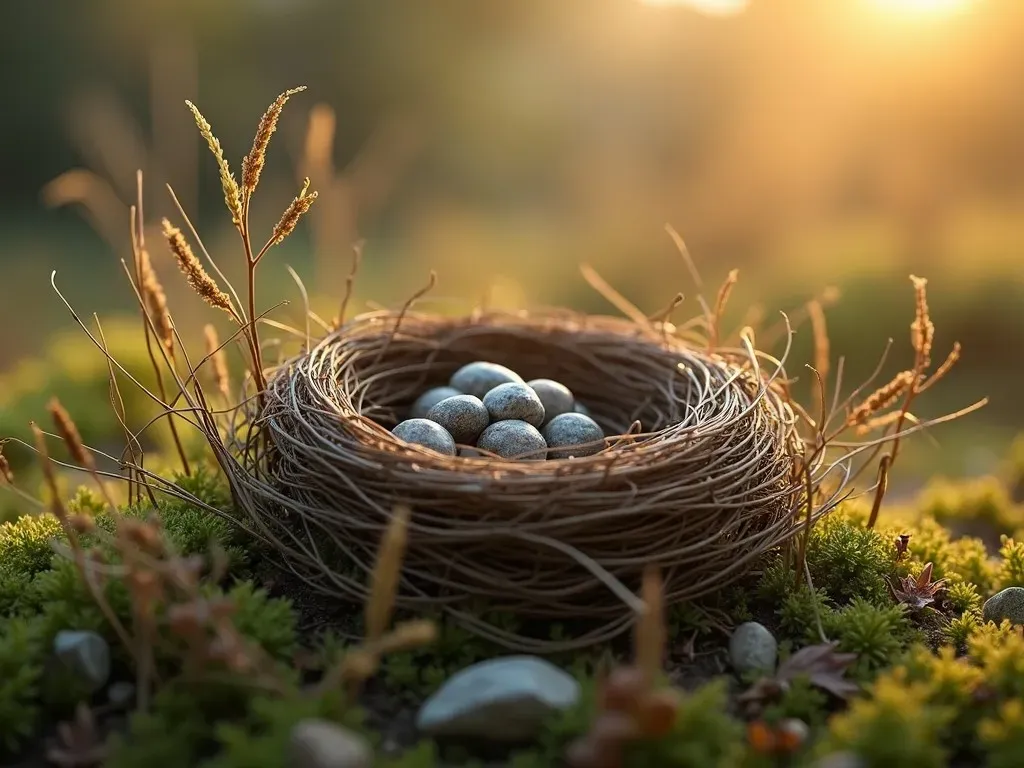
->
[[241, 86, 307, 195], [162, 219, 236, 319], [47, 398, 92, 469], [847, 370, 915, 426], [910, 274, 935, 369], [185, 99, 243, 226], [0, 448, 12, 484], [270, 177, 318, 246], [138, 248, 174, 353], [203, 324, 231, 399]]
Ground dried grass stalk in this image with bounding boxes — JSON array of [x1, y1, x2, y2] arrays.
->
[[162, 219, 236, 319]]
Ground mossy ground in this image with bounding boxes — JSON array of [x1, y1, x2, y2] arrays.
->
[[3, 441, 1024, 767]]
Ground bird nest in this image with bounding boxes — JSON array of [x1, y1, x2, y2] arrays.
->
[[223, 308, 836, 652]]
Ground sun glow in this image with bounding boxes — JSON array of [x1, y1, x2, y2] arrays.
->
[[867, 0, 974, 16], [637, 0, 750, 17]]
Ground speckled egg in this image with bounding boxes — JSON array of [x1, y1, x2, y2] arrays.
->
[[449, 362, 524, 399], [542, 412, 605, 459], [392, 418, 457, 456], [527, 379, 575, 424], [476, 420, 548, 460], [426, 395, 490, 445], [409, 386, 462, 419], [482, 382, 545, 427]]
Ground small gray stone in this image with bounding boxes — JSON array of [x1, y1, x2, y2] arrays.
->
[[528, 379, 575, 425], [573, 401, 591, 417], [107, 681, 136, 708], [728, 621, 777, 675], [416, 655, 580, 742], [288, 719, 372, 768], [541, 413, 605, 459], [450, 362, 524, 399], [482, 382, 545, 427], [476, 420, 548, 460], [410, 386, 462, 419], [54, 630, 110, 693], [983, 587, 1024, 625], [392, 418, 456, 456], [426, 395, 490, 445]]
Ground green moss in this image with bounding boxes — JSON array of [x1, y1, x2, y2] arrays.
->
[[822, 599, 912, 681], [624, 680, 746, 768], [202, 691, 367, 768], [0, 512, 62, 577], [945, 580, 983, 614], [802, 508, 896, 606], [0, 616, 45, 752]]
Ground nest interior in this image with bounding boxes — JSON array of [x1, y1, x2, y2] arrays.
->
[[232, 309, 819, 651]]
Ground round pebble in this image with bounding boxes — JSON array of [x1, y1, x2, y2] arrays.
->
[[528, 379, 575, 424], [573, 401, 591, 418], [483, 382, 545, 427], [392, 419, 456, 456], [409, 386, 462, 419], [426, 395, 490, 445], [728, 621, 778, 675], [542, 412, 605, 459], [476, 420, 548, 460], [450, 362, 524, 399]]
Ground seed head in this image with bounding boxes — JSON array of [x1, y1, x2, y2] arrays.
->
[[162, 219, 236, 319], [185, 100, 243, 226], [241, 86, 307, 195], [270, 177, 318, 246]]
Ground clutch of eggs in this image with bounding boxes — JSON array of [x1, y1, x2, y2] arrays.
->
[[392, 361, 605, 460]]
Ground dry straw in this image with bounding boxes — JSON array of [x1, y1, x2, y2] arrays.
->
[[31, 87, 985, 655]]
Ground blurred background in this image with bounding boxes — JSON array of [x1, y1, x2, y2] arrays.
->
[[1, 0, 1022, 490]]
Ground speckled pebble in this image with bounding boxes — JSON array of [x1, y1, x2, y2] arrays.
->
[[54, 630, 111, 693], [289, 719, 372, 768], [426, 395, 490, 445], [416, 655, 580, 742], [476, 420, 548, 460], [450, 362, 524, 399], [541, 412, 605, 459], [528, 379, 575, 424], [728, 621, 778, 675], [483, 382, 545, 427], [392, 418, 456, 456], [984, 586, 1024, 625], [409, 386, 462, 419]]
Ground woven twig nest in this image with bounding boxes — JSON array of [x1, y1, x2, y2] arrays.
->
[[227, 308, 832, 652]]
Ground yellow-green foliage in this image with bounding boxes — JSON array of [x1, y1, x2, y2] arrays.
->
[[917, 475, 1024, 534], [979, 699, 1024, 768], [820, 669, 953, 767], [995, 534, 1024, 590], [882, 515, 996, 593]]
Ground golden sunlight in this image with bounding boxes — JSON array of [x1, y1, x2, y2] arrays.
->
[[866, 0, 974, 16], [637, 0, 750, 17]]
